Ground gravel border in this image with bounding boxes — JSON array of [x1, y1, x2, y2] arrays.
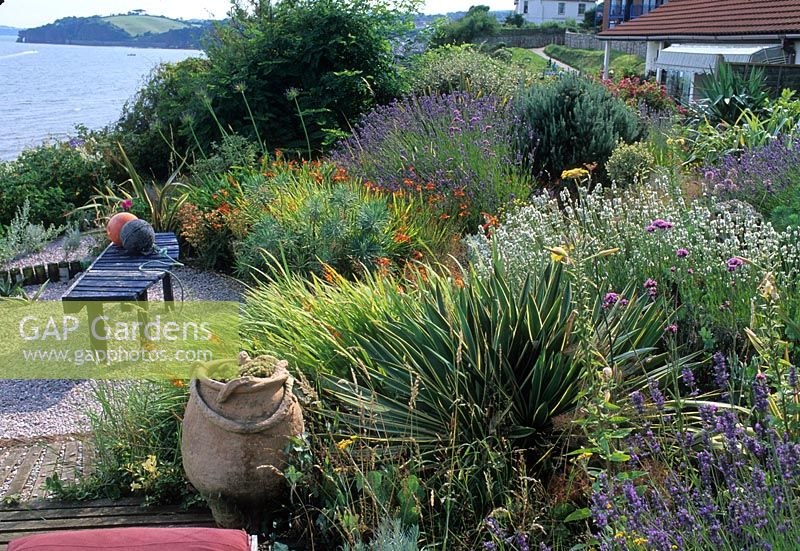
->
[[2, 236, 98, 271], [3, 265, 246, 441]]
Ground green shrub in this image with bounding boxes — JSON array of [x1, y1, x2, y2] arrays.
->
[[515, 74, 643, 180], [430, 5, 500, 47], [605, 141, 655, 186], [406, 45, 532, 99], [112, 57, 210, 177], [0, 142, 112, 227]]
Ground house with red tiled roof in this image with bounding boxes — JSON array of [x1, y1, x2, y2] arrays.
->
[[597, 0, 800, 100]]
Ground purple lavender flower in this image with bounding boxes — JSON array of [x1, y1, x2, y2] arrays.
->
[[712, 352, 730, 391], [648, 378, 665, 411], [630, 390, 645, 414], [664, 323, 678, 334], [676, 248, 689, 258], [681, 365, 698, 396], [753, 372, 769, 413], [644, 278, 658, 298], [727, 257, 744, 272]]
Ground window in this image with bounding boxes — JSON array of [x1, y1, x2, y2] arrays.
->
[[578, 3, 586, 14], [558, 2, 566, 15], [523, 0, 529, 13]]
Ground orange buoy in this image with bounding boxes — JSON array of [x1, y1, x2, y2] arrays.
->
[[107, 212, 138, 246]]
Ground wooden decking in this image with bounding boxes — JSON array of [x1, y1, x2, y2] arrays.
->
[[0, 439, 215, 549], [0, 438, 91, 503]]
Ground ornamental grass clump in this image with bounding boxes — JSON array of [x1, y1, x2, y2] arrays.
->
[[332, 92, 534, 232]]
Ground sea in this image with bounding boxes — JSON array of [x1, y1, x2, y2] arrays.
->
[[0, 35, 201, 161]]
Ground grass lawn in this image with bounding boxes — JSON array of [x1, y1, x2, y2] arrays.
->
[[543, 44, 645, 76], [101, 15, 188, 37], [506, 47, 550, 72]]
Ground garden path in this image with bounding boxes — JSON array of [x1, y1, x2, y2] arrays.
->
[[529, 47, 579, 73], [0, 436, 91, 504]]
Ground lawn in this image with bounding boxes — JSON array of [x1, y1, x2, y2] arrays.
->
[[506, 46, 550, 72], [101, 15, 189, 37], [544, 43, 646, 76]]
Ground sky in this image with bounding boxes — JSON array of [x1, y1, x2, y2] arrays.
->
[[0, 0, 509, 28]]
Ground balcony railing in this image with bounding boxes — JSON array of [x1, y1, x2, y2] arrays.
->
[[605, 0, 666, 23]]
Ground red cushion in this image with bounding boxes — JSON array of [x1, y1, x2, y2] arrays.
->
[[8, 527, 249, 551]]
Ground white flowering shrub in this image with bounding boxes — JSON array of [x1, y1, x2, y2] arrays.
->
[[466, 177, 800, 345]]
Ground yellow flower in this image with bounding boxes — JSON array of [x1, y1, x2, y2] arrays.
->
[[336, 436, 357, 451], [633, 537, 648, 545], [561, 167, 590, 180], [546, 244, 574, 263], [142, 455, 158, 475], [130, 482, 143, 491], [615, 531, 625, 539]]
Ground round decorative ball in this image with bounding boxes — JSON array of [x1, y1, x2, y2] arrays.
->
[[120, 219, 156, 255], [107, 212, 138, 246]]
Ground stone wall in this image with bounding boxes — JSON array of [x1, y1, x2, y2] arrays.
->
[[478, 29, 565, 48], [564, 31, 647, 57]]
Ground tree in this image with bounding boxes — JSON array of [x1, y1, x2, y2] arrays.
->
[[430, 5, 500, 47], [504, 13, 525, 27]]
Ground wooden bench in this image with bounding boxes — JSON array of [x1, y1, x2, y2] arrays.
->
[[62, 233, 180, 349]]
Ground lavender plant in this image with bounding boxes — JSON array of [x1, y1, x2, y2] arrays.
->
[[332, 92, 534, 232], [591, 400, 800, 550], [700, 135, 800, 230]]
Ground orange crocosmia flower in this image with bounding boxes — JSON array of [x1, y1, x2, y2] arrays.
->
[[412, 250, 424, 260], [333, 168, 348, 182], [425, 183, 436, 191], [439, 213, 451, 220], [393, 232, 411, 244], [403, 178, 414, 187], [454, 189, 466, 197], [376, 257, 391, 267], [274, 149, 283, 159], [171, 379, 186, 388]]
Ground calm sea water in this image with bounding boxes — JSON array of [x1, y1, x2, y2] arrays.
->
[[0, 35, 201, 161]]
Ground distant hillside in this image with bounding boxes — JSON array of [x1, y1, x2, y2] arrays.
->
[[101, 15, 189, 36], [0, 26, 18, 36], [17, 14, 211, 49]]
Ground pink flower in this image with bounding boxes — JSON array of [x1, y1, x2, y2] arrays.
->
[[120, 199, 133, 211]]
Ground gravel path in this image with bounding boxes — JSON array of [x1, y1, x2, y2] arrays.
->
[[1, 266, 246, 441]]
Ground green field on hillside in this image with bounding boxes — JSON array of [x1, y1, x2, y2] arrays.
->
[[543, 44, 645, 77], [102, 15, 188, 37]]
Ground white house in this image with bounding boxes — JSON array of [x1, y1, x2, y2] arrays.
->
[[514, 0, 595, 24], [598, 0, 800, 101]]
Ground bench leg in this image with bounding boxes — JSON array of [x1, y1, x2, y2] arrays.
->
[[163, 273, 175, 308], [87, 302, 107, 353], [137, 292, 151, 347]]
